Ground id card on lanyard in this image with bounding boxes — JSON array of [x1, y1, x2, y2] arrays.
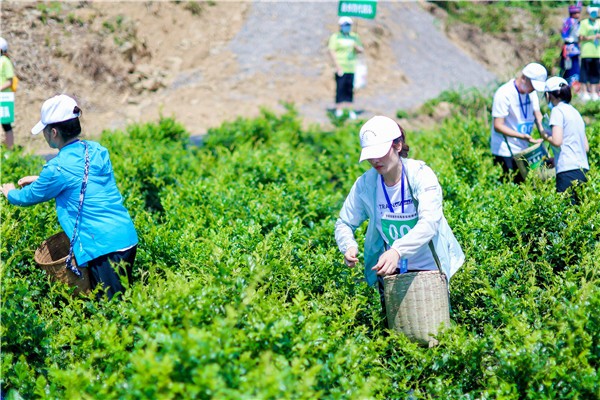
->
[[380, 168, 418, 273], [514, 82, 534, 135]]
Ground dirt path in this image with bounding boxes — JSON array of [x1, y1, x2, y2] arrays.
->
[[3, 1, 504, 156]]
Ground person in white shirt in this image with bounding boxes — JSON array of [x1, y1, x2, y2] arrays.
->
[[540, 76, 590, 203], [490, 63, 547, 183], [334, 116, 464, 316]]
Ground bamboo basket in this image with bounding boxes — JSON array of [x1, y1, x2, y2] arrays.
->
[[383, 270, 450, 347], [34, 232, 90, 295]]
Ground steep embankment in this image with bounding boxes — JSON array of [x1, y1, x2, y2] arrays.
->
[[2, 1, 545, 155]]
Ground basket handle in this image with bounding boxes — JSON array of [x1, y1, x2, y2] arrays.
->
[[65, 141, 89, 278], [428, 241, 443, 275], [405, 166, 444, 275], [503, 134, 516, 159]]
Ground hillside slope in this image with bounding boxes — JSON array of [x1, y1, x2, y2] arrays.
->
[[2, 1, 548, 155]]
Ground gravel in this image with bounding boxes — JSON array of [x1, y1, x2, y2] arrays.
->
[[227, 1, 497, 123]]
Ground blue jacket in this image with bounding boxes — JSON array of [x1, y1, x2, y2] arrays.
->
[[335, 158, 465, 286], [8, 140, 138, 265]]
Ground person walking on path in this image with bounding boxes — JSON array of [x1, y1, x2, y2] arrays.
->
[[328, 16, 364, 120], [0, 37, 16, 149], [1, 94, 138, 301], [560, 4, 582, 89], [490, 63, 547, 183], [334, 116, 464, 319], [578, 5, 600, 101], [540, 76, 589, 202]]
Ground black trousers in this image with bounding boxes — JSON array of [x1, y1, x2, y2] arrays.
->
[[335, 73, 354, 104], [557, 169, 588, 205], [493, 155, 525, 184], [88, 245, 137, 301]]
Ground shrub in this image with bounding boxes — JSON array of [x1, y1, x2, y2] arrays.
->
[[1, 90, 598, 398]]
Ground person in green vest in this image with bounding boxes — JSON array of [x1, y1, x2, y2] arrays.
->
[[578, 6, 600, 101], [328, 17, 364, 120], [0, 37, 15, 149]]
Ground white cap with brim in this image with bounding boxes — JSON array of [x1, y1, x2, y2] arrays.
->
[[31, 94, 81, 135], [338, 16, 353, 25], [545, 76, 568, 92], [358, 116, 402, 162], [522, 62, 548, 92]]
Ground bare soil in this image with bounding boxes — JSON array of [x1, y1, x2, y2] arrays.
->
[[1, 1, 552, 156]]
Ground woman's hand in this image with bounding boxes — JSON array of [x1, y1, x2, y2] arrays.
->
[[540, 130, 550, 141], [372, 249, 400, 276], [344, 247, 359, 267], [528, 137, 543, 144], [18, 175, 39, 187], [1, 183, 16, 198]]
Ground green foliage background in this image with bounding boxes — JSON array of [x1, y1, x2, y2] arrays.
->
[[1, 89, 599, 398]]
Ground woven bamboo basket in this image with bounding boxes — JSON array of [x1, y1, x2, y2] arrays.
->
[[34, 232, 90, 295], [383, 270, 450, 347]]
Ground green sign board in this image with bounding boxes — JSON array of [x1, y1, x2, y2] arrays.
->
[[338, 0, 377, 19], [0, 92, 15, 124]]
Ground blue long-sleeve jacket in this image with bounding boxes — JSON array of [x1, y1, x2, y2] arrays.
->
[[8, 140, 138, 265]]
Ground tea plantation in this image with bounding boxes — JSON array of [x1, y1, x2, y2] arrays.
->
[[1, 95, 599, 398]]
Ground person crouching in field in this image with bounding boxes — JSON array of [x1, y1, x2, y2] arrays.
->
[[334, 116, 464, 328], [540, 77, 590, 203], [1, 94, 138, 300]]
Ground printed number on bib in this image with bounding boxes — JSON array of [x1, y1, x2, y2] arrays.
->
[[517, 122, 534, 135], [381, 212, 418, 245]]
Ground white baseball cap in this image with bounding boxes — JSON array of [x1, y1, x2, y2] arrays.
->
[[522, 63, 548, 92], [31, 95, 81, 135], [0, 37, 7, 53], [358, 116, 402, 162], [338, 16, 353, 25], [545, 76, 568, 92]]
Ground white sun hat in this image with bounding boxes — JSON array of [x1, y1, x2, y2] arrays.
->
[[522, 63, 548, 92], [358, 116, 402, 162], [31, 95, 81, 135], [545, 76, 568, 92], [338, 16, 353, 25]]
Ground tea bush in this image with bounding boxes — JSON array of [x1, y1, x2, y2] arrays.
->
[[1, 92, 599, 398]]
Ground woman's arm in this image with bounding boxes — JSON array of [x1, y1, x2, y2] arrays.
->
[[541, 124, 564, 148], [494, 117, 542, 143], [335, 178, 368, 257], [390, 164, 443, 259], [6, 165, 65, 206], [0, 77, 12, 91]]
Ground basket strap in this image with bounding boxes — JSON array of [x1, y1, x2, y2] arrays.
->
[[404, 168, 444, 275], [428, 241, 443, 275], [65, 141, 89, 278], [503, 134, 515, 158]]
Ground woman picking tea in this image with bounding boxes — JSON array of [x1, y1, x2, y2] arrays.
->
[[541, 76, 590, 200], [334, 116, 464, 324], [1, 95, 138, 300]]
